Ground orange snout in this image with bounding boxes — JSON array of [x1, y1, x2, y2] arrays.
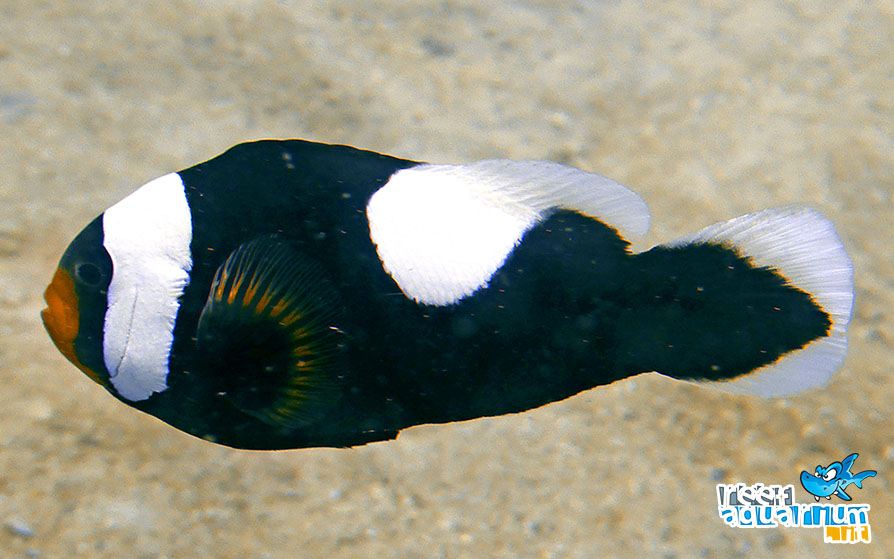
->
[[42, 267, 106, 386]]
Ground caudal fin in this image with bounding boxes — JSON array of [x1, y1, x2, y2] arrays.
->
[[851, 470, 877, 489], [665, 206, 853, 396]]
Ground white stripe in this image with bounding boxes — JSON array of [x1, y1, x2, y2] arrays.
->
[[367, 160, 650, 306], [102, 173, 192, 401], [667, 206, 853, 396]]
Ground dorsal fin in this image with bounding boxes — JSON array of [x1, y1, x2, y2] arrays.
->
[[840, 453, 858, 475], [367, 160, 650, 306]]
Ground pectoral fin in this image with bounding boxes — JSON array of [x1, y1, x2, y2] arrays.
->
[[194, 237, 346, 429]]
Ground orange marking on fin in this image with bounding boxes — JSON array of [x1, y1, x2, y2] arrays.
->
[[256, 289, 278, 315], [212, 266, 229, 301], [268, 297, 293, 318], [280, 311, 307, 328], [243, 268, 270, 309], [226, 271, 243, 304], [242, 283, 259, 307]]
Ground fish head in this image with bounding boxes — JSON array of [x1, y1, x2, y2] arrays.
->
[[800, 462, 843, 498], [43, 173, 193, 403], [42, 215, 115, 390]]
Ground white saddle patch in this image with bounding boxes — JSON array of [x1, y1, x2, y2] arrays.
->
[[367, 160, 650, 306], [102, 172, 193, 401]]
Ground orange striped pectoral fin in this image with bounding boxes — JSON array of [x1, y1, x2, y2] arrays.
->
[[194, 237, 346, 428]]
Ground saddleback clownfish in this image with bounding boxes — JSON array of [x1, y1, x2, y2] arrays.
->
[[42, 140, 854, 450]]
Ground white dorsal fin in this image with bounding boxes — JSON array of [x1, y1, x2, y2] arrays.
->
[[367, 160, 650, 306], [666, 205, 854, 396]]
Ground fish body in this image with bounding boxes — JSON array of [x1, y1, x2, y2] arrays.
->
[[800, 453, 877, 501], [42, 140, 853, 450]]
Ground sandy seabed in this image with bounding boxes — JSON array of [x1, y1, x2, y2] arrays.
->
[[0, 1, 891, 558]]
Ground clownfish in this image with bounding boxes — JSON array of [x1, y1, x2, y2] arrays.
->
[[42, 140, 853, 450]]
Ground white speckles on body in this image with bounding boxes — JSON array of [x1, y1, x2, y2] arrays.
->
[[102, 172, 193, 401], [366, 160, 650, 306]]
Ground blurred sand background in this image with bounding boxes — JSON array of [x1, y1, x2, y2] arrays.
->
[[0, 1, 891, 557]]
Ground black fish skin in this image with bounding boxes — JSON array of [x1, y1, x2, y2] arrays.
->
[[143, 140, 421, 449], [50, 140, 832, 450], [112, 140, 830, 450]]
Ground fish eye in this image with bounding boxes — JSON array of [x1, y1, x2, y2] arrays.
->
[[815, 466, 822, 475], [822, 468, 837, 481], [74, 262, 104, 287]]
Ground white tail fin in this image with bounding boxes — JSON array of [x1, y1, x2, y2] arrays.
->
[[665, 206, 853, 396]]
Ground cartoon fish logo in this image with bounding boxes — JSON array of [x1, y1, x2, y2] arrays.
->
[[801, 453, 877, 501]]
